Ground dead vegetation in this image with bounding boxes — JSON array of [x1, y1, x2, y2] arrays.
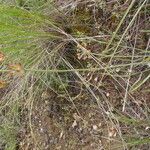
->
[[0, 0, 150, 150]]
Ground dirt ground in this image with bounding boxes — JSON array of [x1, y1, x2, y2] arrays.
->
[[18, 77, 150, 150], [0, 0, 150, 150]]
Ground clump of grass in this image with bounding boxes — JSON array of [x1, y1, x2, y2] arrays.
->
[[0, 0, 150, 149], [0, 123, 18, 150], [0, 2, 62, 149]]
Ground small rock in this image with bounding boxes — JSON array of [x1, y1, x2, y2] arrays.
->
[[106, 93, 110, 97], [94, 77, 98, 82], [145, 126, 150, 130], [45, 100, 49, 104], [59, 131, 64, 139], [116, 68, 120, 72], [98, 123, 102, 127], [128, 69, 132, 73], [108, 127, 117, 137], [40, 128, 44, 133], [72, 120, 78, 128], [93, 125, 98, 131], [106, 111, 110, 115], [56, 146, 61, 150]]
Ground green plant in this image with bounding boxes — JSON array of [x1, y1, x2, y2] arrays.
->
[[0, 0, 149, 150]]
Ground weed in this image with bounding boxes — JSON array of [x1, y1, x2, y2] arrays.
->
[[0, 0, 150, 149]]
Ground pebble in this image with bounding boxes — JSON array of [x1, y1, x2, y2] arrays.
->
[[40, 128, 44, 133], [116, 68, 120, 72], [59, 131, 64, 139], [72, 120, 78, 128], [145, 126, 150, 130], [93, 125, 98, 131], [106, 93, 110, 97]]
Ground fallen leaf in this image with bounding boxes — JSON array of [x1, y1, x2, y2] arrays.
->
[[8, 63, 24, 76], [8, 63, 22, 71], [0, 52, 5, 62], [0, 80, 7, 89]]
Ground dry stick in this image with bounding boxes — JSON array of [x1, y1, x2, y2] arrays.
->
[[1, 61, 148, 74], [99, 0, 136, 84], [109, 0, 148, 64], [98, 0, 148, 110], [121, 1, 148, 112], [122, 21, 138, 112], [28, 86, 41, 149], [24, 61, 148, 73], [43, 3, 143, 101], [104, 0, 136, 53], [100, 0, 148, 84], [61, 57, 106, 112], [50, 56, 83, 119], [61, 58, 128, 149]]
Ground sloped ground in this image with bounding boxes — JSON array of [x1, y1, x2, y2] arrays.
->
[[0, 0, 150, 150]]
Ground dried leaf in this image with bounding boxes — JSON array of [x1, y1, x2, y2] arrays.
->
[[8, 63, 22, 71], [0, 52, 5, 62], [8, 63, 24, 76], [0, 80, 7, 89]]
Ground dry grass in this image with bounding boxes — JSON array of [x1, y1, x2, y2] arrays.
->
[[0, 0, 150, 150]]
